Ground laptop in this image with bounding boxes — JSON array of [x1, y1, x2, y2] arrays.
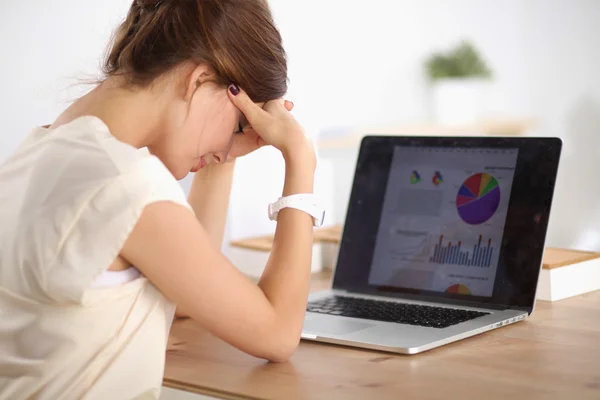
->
[[302, 135, 562, 354]]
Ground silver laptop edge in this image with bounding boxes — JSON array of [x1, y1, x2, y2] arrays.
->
[[302, 289, 527, 354]]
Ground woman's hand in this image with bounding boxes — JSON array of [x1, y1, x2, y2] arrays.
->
[[227, 84, 315, 167], [227, 100, 294, 160]]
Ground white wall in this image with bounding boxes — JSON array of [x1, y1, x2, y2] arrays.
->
[[1, 1, 600, 249], [0, 0, 131, 159], [269, 0, 600, 250]]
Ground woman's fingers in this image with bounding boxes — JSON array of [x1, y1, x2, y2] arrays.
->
[[227, 84, 270, 132], [228, 84, 306, 156]]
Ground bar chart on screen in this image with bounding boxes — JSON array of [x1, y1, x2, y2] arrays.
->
[[429, 234, 495, 267]]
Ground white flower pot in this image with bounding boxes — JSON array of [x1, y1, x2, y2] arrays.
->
[[430, 78, 492, 125]]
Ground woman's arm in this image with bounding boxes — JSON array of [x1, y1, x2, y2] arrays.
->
[[175, 161, 234, 318], [121, 155, 315, 362], [187, 160, 235, 249]]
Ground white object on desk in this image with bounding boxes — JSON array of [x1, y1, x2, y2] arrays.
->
[[537, 254, 600, 301]]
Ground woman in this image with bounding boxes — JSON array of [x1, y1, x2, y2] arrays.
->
[[0, 0, 318, 398]]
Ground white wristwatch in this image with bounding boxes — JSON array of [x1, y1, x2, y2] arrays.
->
[[268, 193, 325, 227]]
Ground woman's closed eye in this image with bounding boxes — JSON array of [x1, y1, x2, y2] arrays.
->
[[234, 122, 245, 135]]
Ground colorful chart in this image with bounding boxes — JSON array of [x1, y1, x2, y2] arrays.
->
[[410, 170, 421, 184], [432, 171, 443, 186], [429, 234, 495, 268], [446, 284, 471, 295], [456, 173, 501, 225]]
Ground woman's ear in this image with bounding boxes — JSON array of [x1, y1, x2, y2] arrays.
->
[[184, 64, 217, 102]]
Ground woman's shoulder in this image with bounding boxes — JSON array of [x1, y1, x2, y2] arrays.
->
[[59, 116, 188, 203], [11, 115, 182, 194], [2, 115, 191, 234], [39, 115, 157, 178]]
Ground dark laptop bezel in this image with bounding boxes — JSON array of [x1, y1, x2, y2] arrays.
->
[[331, 135, 562, 315]]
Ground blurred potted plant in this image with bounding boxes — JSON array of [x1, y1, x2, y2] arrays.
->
[[425, 40, 493, 125]]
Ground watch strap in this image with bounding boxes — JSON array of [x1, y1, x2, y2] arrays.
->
[[268, 193, 325, 227]]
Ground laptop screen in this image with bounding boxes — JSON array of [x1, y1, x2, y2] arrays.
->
[[331, 136, 562, 313], [368, 146, 518, 298]]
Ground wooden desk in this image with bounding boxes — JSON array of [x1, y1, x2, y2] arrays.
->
[[164, 271, 600, 400]]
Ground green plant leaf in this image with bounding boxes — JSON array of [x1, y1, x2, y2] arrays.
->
[[425, 40, 493, 82]]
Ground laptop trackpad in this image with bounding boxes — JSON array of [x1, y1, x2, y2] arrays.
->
[[304, 316, 375, 336]]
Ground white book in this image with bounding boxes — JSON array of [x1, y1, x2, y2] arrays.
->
[[536, 249, 600, 302]]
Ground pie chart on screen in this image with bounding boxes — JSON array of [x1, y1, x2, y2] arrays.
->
[[456, 173, 501, 225], [446, 284, 471, 295]]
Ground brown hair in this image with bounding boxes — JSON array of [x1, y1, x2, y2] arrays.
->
[[103, 0, 287, 102]]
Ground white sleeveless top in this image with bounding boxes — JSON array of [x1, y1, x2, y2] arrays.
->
[[0, 116, 193, 399]]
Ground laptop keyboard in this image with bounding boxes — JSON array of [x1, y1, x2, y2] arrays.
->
[[307, 296, 489, 329]]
